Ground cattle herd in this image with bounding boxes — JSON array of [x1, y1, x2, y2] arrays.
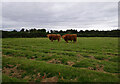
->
[[47, 34, 77, 43]]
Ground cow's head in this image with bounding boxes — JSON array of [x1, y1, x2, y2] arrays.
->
[[47, 34, 50, 38], [62, 35, 65, 39]]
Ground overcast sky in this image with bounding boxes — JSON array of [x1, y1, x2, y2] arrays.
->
[[2, 2, 118, 31]]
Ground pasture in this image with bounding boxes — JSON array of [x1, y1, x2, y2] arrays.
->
[[2, 37, 119, 82]]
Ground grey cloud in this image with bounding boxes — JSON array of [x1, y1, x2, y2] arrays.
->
[[2, 2, 118, 31]]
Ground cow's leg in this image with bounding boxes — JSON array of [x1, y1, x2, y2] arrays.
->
[[73, 38, 76, 43], [65, 39, 68, 43], [51, 39, 53, 42], [58, 38, 60, 42]]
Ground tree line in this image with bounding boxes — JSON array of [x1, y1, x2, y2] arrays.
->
[[2, 28, 120, 38]]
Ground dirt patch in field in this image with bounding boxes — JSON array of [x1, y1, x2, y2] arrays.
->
[[50, 48, 55, 50], [25, 73, 51, 81], [2, 64, 25, 78], [30, 56, 36, 60], [32, 73, 42, 81], [47, 59, 62, 64], [3, 55, 11, 57], [88, 67, 94, 70], [70, 77, 78, 82], [66, 61, 75, 66], [77, 54, 83, 57], [96, 65, 104, 72], [3, 63, 57, 82], [23, 76, 31, 80], [48, 54, 53, 56], [104, 59, 109, 61], [87, 65, 118, 75], [41, 76, 58, 82], [88, 65, 104, 72], [102, 56, 111, 61], [89, 55, 95, 59]]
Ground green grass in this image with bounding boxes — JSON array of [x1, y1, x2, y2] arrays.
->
[[2, 56, 119, 82], [2, 74, 27, 82], [2, 37, 119, 82]]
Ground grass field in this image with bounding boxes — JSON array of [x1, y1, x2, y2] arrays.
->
[[2, 37, 119, 82]]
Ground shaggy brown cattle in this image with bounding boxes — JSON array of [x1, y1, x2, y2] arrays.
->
[[47, 34, 61, 42], [62, 34, 77, 43]]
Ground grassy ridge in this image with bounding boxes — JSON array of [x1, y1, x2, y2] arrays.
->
[[2, 37, 119, 82], [2, 56, 119, 82], [2, 74, 27, 82]]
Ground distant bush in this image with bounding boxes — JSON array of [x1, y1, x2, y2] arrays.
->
[[2, 29, 120, 38]]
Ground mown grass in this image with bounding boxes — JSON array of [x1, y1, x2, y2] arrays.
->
[[2, 56, 119, 82], [2, 74, 27, 82], [2, 37, 119, 82]]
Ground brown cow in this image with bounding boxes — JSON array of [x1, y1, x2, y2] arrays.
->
[[62, 34, 77, 43], [47, 34, 61, 42]]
